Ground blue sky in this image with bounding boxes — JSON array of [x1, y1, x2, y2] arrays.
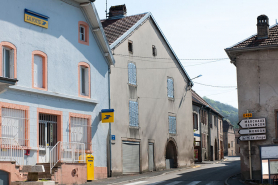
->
[[95, 0, 278, 108]]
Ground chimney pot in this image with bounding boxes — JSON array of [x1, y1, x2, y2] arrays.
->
[[257, 15, 269, 39], [109, 4, 127, 19]]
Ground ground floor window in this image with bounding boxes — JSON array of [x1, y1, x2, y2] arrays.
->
[[1, 105, 29, 146]]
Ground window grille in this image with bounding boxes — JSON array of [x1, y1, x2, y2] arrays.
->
[[129, 101, 138, 127], [128, 63, 136, 85], [71, 117, 88, 149], [167, 78, 174, 98], [1, 108, 27, 146], [169, 116, 176, 134]]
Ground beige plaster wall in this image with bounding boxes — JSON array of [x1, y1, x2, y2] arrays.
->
[[110, 18, 194, 175]]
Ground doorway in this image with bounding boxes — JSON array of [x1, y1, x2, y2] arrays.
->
[[0, 170, 9, 185], [215, 139, 218, 160], [165, 140, 177, 169], [39, 114, 58, 163], [148, 143, 154, 171]]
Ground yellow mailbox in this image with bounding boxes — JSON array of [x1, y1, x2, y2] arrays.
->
[[86, 154, 94, 180]]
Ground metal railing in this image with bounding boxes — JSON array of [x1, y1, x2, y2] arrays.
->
[[50, 141, 85, 173], [0, 137, 25, 166]]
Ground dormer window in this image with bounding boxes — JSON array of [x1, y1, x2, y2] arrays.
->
[[152, 45, 157, 56], [128, 41, 133, 54]]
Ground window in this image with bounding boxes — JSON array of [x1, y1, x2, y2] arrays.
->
[[0, 103, 29, 147], [169, 116, 176, 134], [129, 101, 138, 127], [193, 113, 198, 130], [128, 62, 136, 85], [0, 42, 16, 79], [214, 116, 217, 127], [32, 51, 47, 90], [128, 41, 133, 53], [78, 62, 90, 98], [152, 45, 157, 56], [231, 141, 233, 147], [70, 116, 90, 150], [167, 78, 174, 98], [78, 21, 89, 45]]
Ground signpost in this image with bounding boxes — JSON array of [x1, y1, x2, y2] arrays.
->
[[239, 134, 266, 141], [238, 128, 266, 135]]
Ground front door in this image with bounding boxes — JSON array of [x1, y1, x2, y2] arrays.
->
[[39, 114, 57, 163]]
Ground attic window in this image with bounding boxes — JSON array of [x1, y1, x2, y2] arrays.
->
[[152, 45, 157, 56], [128, 41, 133, 54]]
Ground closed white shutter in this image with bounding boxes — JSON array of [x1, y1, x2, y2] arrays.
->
[[2, 108, 26, 146], [34, 55, 43, 88], [122, 141, 140, 174], [169, 116, 176, 134], [129, 101, 138, 127], [71, 117, 88, 149], [128, 63, 136, 85], [167, 78, 174, 98], [80, 67, 89, 96]]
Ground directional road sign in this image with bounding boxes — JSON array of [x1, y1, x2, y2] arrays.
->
[[238, 118, 266, 128], [238, 128, 266, 135], [239, 134, 266, 141]]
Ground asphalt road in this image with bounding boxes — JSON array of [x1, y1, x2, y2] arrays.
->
[[116, 157, 241, 185]]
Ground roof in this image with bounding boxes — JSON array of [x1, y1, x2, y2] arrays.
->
[[101, 12, 193, 85], [192, 90, 223, 118], [226, 24, 278, 51], [72, 0, 115, 65], [101, 13, 146, 45]]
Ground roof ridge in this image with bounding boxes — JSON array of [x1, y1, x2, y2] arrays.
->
[[100, 12, 148, 21]]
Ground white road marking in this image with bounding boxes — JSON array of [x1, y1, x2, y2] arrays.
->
[[164, 181, 183, 185], [186, 181, 201, 185], [124, 181, 148, 185]]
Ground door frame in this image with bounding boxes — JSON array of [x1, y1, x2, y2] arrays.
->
[[36, 108, 63, 163]]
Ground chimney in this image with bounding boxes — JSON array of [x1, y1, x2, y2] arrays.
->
[[257, 15, 269, 39], [109, 4, 126, 19]]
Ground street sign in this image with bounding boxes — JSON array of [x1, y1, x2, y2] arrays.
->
[[239, 134, 266, 141], [238, 118, 266, 128], [238, 128, 266, 135], [243, 113, 252, 118]]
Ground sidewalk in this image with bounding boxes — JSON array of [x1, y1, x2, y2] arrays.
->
[[85, 165, 201, 185]]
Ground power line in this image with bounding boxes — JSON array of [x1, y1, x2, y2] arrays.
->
[[113, 54, 229, 61], [205, 89, 237, 96], [193, 82, 237, 88]]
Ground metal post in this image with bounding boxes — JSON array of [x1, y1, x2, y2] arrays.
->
[[247, 110, 252, 180]]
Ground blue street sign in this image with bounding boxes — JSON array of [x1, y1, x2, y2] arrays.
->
[[111, 135, 115, 140]]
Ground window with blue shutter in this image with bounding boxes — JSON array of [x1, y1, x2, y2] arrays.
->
[[128, 63, 136, 85], [129, 101, 139, 127], [167, 78, 174, 98], [169, 116, 176, 134]]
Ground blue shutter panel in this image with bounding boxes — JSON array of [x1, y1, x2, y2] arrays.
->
[[167, 78, 174, 98], [129, 101, 138, 127], [128, 63, 136, 85], [169, 116, 176, 134]]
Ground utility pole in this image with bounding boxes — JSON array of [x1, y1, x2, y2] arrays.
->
[[105, 0, 108, 19]]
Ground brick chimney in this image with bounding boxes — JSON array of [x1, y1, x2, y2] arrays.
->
[[109, 4, 126, 19], [257, 15, 269, 39]]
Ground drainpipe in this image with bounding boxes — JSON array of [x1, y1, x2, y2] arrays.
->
[[199, 105, 203, 162], [108, 66, 112, 177]]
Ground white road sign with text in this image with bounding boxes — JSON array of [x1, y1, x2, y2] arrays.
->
[[238, 118, 266, 128], [239, 134, 266, 141], [238, 128, 266, 135]]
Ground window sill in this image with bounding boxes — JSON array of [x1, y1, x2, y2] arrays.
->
[[0, 77, 18, 85], [129, 126, 140, 129], [168, 97, 174, 101], [9, 85, 98, 104], [169, 133, 177, 136], [128, 83, 137, 87]]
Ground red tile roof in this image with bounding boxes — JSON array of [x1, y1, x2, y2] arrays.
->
[[101, 13, 147, 45], [231, 24, 278, 49]]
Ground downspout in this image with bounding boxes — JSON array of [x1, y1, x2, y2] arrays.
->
[[108, 66, 112, 177], [199, 105, 203, 162]]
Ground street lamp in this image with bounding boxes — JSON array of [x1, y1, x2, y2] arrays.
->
[[191, 74, 202, 80]]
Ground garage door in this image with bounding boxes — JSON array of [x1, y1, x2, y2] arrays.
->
[[0, 170, 9, 185], [122, 141, 140, 174]]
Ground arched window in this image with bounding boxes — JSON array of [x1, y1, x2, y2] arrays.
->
[[78, 62, 90, 98], [0, 42, 17, 79], [32, 51, 47, 90], [78, 21, 89, 46]]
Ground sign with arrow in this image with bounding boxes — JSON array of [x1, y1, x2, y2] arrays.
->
[[239, 134, 266, 141], [238, 118, 266, 128], [238, 128, 266, 135]]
